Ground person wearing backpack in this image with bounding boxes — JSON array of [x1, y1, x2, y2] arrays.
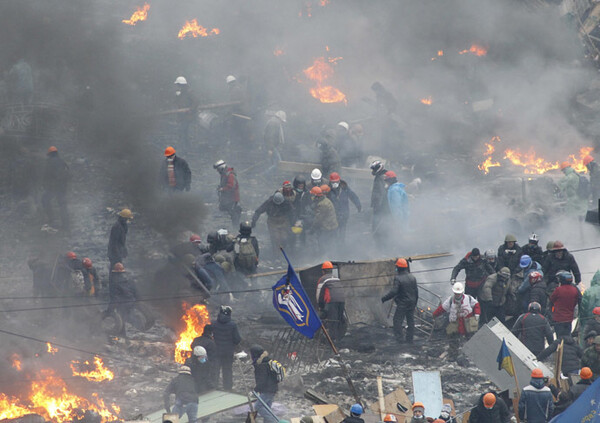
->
[[558, 162, 588, 217], [250, 344, 281, 423], [234, 221, 259, 275]]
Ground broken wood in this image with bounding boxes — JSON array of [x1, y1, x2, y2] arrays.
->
[[157, 101, 242, 115], [277, 161, 372, 180], [377, 376, 385, 421]]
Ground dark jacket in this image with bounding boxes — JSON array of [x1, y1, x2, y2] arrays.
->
[[341, 418, 364, 423], [549, 283, 582, 323], [82, 266, 100, 294], [518, 378, 554, 423], [582, 346, 600, 377], [587, 160, 600, 200], [468, 391, 510, 423], [163, 373, 198, 409], [511, 311, 554, 356], [542, 249, 581, 285], [212, 312, 241, 356], [160, 156, 191, 191], [537, 336, 583, 375], [497, 242, 523, 274], [43, 153, 70, 193], [329, 181, 361, 221], [190, 335, 217, 362], [522, 243, 544, 264], [184, 357, 213, 394], [382, 269, 418, 308], [252, 196, 294, 227], [371, 168, 388, 213], [108, 217, 128, 262], [569, 378, 592, 401], [251, 347, 279, 394], [316, 273, 345, 308], [109, 272, 137, 305], [526, 280, 548, 314], [451, 253, 494, 288]]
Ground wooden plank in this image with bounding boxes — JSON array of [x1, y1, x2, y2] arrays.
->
[[369, 387, 412, 422], [277, 161, 372, 180]]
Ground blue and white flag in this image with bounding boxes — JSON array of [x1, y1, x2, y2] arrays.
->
[[549, 377, 600, 422], [272, 249, 322, 339]]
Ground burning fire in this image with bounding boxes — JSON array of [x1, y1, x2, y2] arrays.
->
[[302, 56, 347, 104], [420, 96, 433, 106], [47, 342, 58, 355], [478, 137, 594, 175], [459, 44, 488, 56], [0, 368, 119, 422], [70, 356, 114, 382], [178, 19, 220, 39], [174, 303, 211, 364], [11, 353, 22, 371], [122, 3, 150, 26], [273, 48, 284, 56]]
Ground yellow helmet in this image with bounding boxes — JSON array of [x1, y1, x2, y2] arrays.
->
[[118, 208, 133, 219]]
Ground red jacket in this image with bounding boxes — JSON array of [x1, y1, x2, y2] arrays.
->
[[433, 294, 481, 335], [220, 168, 240, 203], [549, 284, 582, 323]]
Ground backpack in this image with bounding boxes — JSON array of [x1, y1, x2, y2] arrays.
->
[[577, 173, 591, 199], [268, 359, 286, 382], [235, 237, 257, 269]]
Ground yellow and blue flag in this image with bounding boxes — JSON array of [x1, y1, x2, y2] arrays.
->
[[272, 249, 322, 339], [496, 338, 514, 376], [549, 377, 600, 422]]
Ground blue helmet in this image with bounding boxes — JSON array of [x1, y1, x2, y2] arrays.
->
[[350, 404, 363, 415], [519, 255, 532, 268]]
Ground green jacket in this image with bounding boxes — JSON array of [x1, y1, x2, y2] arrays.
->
[[582, 270, 600, 322], [581, 346, 600, 378], [558, 167, 587, 216], [312, 197, 338, 231]]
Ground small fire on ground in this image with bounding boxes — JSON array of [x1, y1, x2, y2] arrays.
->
[[302, 56, 347, 105], [478, 136, 593, 175], [178, 19, 220, 39], [70, 356, 114, 382], [122, 3, 150, 26], [174, 303, 211, 364], [459, 44, 487, 56]]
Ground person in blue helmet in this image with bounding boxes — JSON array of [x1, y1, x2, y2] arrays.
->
[[342, 404, 364, 423]]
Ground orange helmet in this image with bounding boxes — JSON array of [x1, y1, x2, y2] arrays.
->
[[383, 415, 398, 422], [483, 393, 496, 408], [560, 161, 571, 170], [112, 262, 125, 272], [320, 184, 331, 194], [47, 146, 58, 154], [396, 258, 408, 268], [584, 155, 594, 166], [329, 172, 341, 183], [66, 251, 77, 260], [189, 234, 202, 244], [580, 367, 593, 380], [531, 368, 544, 378], [593, 307, 600, 316], [412, 402, 424, 410], [164, 146, 176, 157], [322, 261, 333, 270], [384, 170, 397, 180], [82, 258, 92, 269], [310, 186, 323, 197]]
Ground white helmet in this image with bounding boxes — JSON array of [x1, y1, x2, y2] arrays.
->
[[337, 121, 349, 131], [311, 168, 322, 181], [452, 282, 465, 295], [174, 76, 187, 85], [193, 346, 207, 357], [275, 110, 287, 123], [213, 159, 226, 171], [226, 75, 236, 84]]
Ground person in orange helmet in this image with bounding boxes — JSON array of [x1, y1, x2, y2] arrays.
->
[[381, 258, 418, 344], [518, 368, 554, 423], [160, 146, 191, 192], [316, 261, 346, 340], [584, 155, 600, 201], [467, 391, 509, 423], [568, 367, 593, 401]]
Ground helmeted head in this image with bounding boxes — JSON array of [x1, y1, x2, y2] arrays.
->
[[350, 404, 363, 416], [82, 258, 93, 269], [528, 271, 542, 285], [213, 159, 227, 173], [118, 208, 133, 219], [531, 368, 544, 378], [498, 267, 511, 280], [552, 240, 565, 258], [219, 305, 232, 316], [484, 249, 496, 262], [556, 270, 573, 285], [546, 240, 555, 251], [322, 261, 333, 272], [112, 262, 125, 273], [452, 282, 464, 295], [528, 301, 541, 313], [174, 76, 188, 85], [240, 221, 252, 236], [164, 146, 176, 157], [337, 121, 349, 132], [310, 168, 322, 184], [293, 175, 306, 191], [275, 110, 287, 123], [226, 75, 236, 84], [412, 402, 425, 417], [529, 233, 539, 245], [504, 234, 516, 247], [519, 255, 532, 269], [66, 251, 77, 260], [178, 365, 191, 375], [319, 184, 331, 195], [370, 160, 383, 175], [310, 186, 323, 198], [580, 367, 593, 380], [47, 146, 58, 155], [483, 393, 496, 409], [273, 192, 285, 205], [560, 161, 571, 171], [384, 170, 397, 185], [190, 234, 202, 244], [329, 172, 341, 185], [383, 414, 397, 422], [193, 346, 207, 358], [439, 404, 451, 419], [396, 258, 408, 269]]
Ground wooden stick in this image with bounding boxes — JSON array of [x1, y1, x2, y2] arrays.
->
[[377, 376, 386, 420]]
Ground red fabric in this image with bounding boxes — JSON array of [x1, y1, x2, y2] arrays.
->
[[432, 304, 445, 318], [432, 299, 480, 335], [323, 287, 331, 304], [550, 284, 580, 322], [222, 168, 240, 202]]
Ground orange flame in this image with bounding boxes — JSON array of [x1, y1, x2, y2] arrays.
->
[[504, 148, 561, 174], [420, 97, 433, 106], [438, 50, 444, 56], [302, 57, 347, 104], [0, 368, 119, 422], [178, 19, 220, 39], [320, 0, 330, 5], [478, 136, 502, 174], [568, 146, 594, 173], [47, 342, 58, 355], [11, 353, 22, 371], [70, 356, 114, 382], [122, 3, 150, 26], [459, 44, 487, 56], [273, 48, 284, 56], [174, 303, 211, 364]]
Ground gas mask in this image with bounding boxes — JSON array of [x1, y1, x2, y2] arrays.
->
[[198, 357, 207, 364], [331, 182, 339, 189]]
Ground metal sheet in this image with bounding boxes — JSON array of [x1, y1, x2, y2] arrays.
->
[[462, 318, 553, 398], [412, 371, 443, 419], [145, 390, 251, 422]]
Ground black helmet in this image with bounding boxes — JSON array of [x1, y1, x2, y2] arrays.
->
[[293, 175, 306, 189], [556, 270, 573, 285], [207, 231, 218, 244], [528, 302, 541, 312], [240, 221, 252, 235], [370, 160, 383, 175]]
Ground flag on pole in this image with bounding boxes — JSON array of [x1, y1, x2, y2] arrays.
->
[[272, 249, 322, 339], [496, 338, 514, 376], [549, 377, 600, 422]]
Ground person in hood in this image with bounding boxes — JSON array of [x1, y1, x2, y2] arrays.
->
[[479, 267, 511, 325], [518, 368, 554, 423], [437, 403, 457, 423], [467, 391, 509, 423], [517, 270, 548, 315], [511, 302, 554, 356], [542, 240, 581, 291], [558, 162, 588, 217], [382, 258, 418, 343], [342, 404, 365, 423], [581, 271, 600, 340], [328, 172, 361, 242], [450, 248, 494, 298], [496, 234, 523, 275], [250, 345, 280, 423], [163, 365, 198, 422], [212, 306, 241, 390], [384, 171, 409, 232], [107, 208, 132, 272], [536, 335, 583, 376], [160, 147, 191, 192]]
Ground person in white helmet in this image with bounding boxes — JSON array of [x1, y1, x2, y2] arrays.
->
[[173, 76, 197, 145], [264, 110, 286, 177], [226, 75, 250, 143], [433, 282, 480, 361], [184, 346, 214, 394]]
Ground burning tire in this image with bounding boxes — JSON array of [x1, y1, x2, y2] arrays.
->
[[128, 303, 156, 332], [101, 310, 124, 335]]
